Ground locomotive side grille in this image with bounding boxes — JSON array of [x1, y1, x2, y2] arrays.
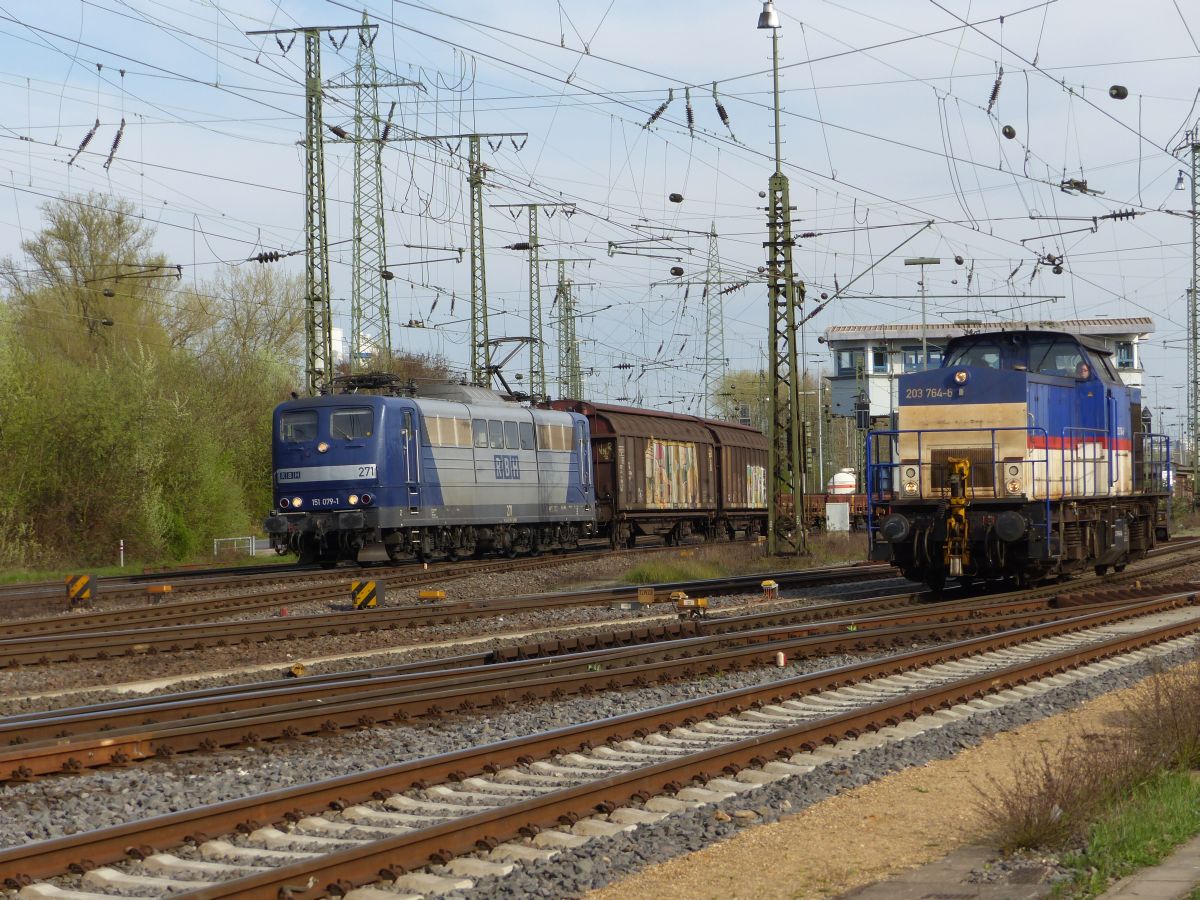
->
[[930, 448, 995, 492]]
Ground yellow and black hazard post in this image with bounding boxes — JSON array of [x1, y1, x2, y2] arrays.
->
[[65, 574, 93, 607], [351, 580, 378, 610]]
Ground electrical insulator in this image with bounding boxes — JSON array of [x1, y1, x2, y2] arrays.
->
[[1002, 125, 1017, 140], [643, 88, 674, 129], [684, 86, 695, 135], [986, 67, 1003, 114], [253, 251, 283, 264], [669, 193, 684, 203], [670, 266, 684, 277], [329, 124, 349, 139], [1109, 85, 1128, 100]]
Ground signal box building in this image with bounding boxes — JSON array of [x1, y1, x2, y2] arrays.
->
[[822, 317, 1154, 423]]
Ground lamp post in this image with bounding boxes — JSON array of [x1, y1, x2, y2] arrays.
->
[[758, 0, 805, 555], [904, 257, 941, 370]]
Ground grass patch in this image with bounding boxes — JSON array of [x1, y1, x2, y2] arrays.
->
[[975, 658, 1200, 896], [1058, 770, 1200, 898], [620, 531, 867, 586], [0, 551, 292, 584], [622, 558, 727, 585]]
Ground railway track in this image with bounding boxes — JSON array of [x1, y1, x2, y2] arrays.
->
[[3, 586, 1198, 897], [0, 562, 893, 666], [0, 581, 1189, 780], [4, 533, 1196, 668], [0, 541, 699, 616]]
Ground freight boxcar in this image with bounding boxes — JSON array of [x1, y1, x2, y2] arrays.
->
[[550, 400, 768, 547]]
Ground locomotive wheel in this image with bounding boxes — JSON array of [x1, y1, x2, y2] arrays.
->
[[1113, 563, 1127, 573], [297, 536, 318, 566], [1094, 564, 1108, 576]]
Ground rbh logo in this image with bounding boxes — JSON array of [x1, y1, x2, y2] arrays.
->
[[494, 455, 521, 480]]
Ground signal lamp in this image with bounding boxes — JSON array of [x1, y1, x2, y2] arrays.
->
[[361, 493, 373, 505], [349, 494, 359, 506], [317, 441, 330, 453], [291, 497, 302, 508], [954, 370, 969, 384], [279, 498, 289, 509]]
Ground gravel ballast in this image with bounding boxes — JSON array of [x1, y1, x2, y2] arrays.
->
[[0, 651, 885, 849]]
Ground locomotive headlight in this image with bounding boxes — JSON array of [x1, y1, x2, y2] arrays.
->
[[1008, 464, 1020, 477], [904, 466, 917, 479], [1006, 479, 1023, 495], [317, 441, 330, 453], [348, 494, 359, 506], [291, 496, 302, 508], [953, 370, 969, 384], [903, 480, 919, 495]]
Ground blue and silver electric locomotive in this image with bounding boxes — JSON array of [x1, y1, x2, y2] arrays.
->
[[263, 382, 596, 565], [866, 329, 1171, 592]]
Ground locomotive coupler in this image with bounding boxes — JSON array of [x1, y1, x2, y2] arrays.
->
[[944, 457, 971, 577]]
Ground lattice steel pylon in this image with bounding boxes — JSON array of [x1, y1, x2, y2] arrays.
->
[[349, 15, 390, 371], [762, 22, 805, 556], [248, 23, 361, 395], [555, 260, 583, 399], [492, 203, 576, 402], [468, 135, 490, 386], [702, 222, 726, 418]]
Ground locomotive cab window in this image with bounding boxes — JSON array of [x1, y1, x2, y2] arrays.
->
[[945, 340, 1000, 369], [280, 410, 318, 443], [519, 422, 535, 450], [473, 419, 489, 449], [1029, 338, 1085, 379], [331, 407, 372, 440], [504, 421, 519, 450]]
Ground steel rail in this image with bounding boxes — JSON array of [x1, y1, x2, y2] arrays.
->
[[3, 597, 1197, 890], [0, 588, 1190, 780]]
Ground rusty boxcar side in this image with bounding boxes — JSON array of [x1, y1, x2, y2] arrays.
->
[[551, 400, 767, 547]]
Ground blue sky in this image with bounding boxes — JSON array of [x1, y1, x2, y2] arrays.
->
[[0, 0, 1196, 421]]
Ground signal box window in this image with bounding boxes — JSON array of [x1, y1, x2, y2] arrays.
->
[[871, 348, 887, 373], [519, 422, 535, 450], [473, 419, 489, 449], [504, 421, 519, 450], [488, 420, 506, 449], [280, 410, 317, 443], [331, 408, 372, 440], [1115, 341, 1135, 369], [836, 349, 864, 376]]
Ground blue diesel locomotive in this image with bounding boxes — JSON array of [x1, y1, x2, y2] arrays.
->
[[866, 329, 1171, 592], [263, 382, 595, 566]]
